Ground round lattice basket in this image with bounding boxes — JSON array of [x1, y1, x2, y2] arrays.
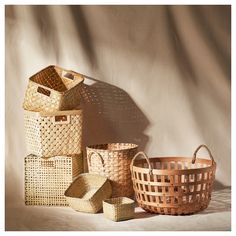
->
[[130, 145, 217, 215], [86, 143, 138, 198]]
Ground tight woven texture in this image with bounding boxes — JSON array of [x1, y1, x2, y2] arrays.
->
[[130, 145, 217, 215], [24, 109, 82, 157], [103, 197, 135, 221], [65, 173, 112, 213], [25, 154, 83, 206], [23, 65, 84, 112], [86, 143, 138, 198]]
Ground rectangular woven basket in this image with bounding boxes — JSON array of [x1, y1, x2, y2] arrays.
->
[[103, 197, 135, 221], [23, 65, 84, 112], [65, 173, 112, 213], [24, 109, 82, 157], [25, 154, 83, 206]]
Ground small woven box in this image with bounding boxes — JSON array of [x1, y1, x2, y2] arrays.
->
[[24, 109, 82, 157], [23, 65, 84, 112], [65, 173, 112, 213], [25, 154, 83, 206], [103, 197, 135, 221]]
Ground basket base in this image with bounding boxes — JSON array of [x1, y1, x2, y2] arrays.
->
[[138, 202, 210, 215]]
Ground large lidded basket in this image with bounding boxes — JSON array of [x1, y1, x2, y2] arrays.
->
[[23, 65, 84, 112], [65, 173, 112, 213], [24, 109, 82, 157], [130, 145, 216, 215], [25, 154, 83, 206], [86, 143, 138, 198]]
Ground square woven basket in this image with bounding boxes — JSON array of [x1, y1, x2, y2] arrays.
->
[[103, 197, 135, 221], [65, 173, 112, 213], [25, 154, 83, 206], [23, 65, 84, 112], [24, 109, 82, 157]]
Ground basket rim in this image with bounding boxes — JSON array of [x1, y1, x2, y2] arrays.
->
[[86, 143, 138, 152], [131, 156, 216, 175], [29, 65, 84, 94], [23, 108, 82, 117], [103, 197, 135, 206]]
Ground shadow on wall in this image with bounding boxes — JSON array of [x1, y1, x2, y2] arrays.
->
[[79, 76, 150, 153]]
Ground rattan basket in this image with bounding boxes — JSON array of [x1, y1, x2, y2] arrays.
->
[[25, 154, 83, 206], [86, 143, 138, 198], [130, 145, 216, 215], [65, 173, 112, 213], [23, 65, 84, 112], [24, 109, 82, 157], [103, 197, 135, 221]]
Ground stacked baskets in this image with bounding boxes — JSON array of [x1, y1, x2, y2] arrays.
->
[[23, 65, 217, 221], [23, 65, 84, 206]]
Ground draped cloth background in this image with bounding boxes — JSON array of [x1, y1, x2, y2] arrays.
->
[[5, 5, 231, 231]]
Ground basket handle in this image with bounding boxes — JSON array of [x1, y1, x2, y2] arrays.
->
[[51, 115, 70, 125], [192, 144, 215, 165], [130, 151, 153, 175], [37, 86, 51, 97], [87, 151, 105, 168]]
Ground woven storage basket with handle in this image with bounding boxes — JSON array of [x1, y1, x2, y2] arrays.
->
[[25, 154, 83, 206], [65, 173, 112, 213], [103, 197, 135, 221], [86, 143, 138, 198], [24, 109, 82, 157], [23, 65, 84, 112], [130, 145, 216, 215]]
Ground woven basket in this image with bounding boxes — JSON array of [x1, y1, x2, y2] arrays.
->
[[130, 145, 217, 215], [25, 154, 83, 206], [103, 197, 135, 221], [24, 109, 82, 157], [65, 173, 112, 213], [23, 65, 84, 112], [86, 143, 138, 198]]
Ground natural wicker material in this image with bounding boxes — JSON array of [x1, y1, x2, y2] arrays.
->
[[86, 143, 138, 198], [65, 173, 112, 213], [25, 154, 83, 206], [23, 65, 84, 112], [130, 145, 217, 215], [103, 197, 135, 221], [24, 109, 82, 157]]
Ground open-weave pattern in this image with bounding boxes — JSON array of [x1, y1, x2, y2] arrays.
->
[[23, 65, 84, 112], [86, 143, 138, 198], [130, 145, 217, 215], [65, 173, 112, 213], [24, 109, 82, 157], [103, 197, 135, 221], [25, 154, 83, 206]]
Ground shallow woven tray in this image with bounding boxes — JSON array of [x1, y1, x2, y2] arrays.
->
[[24, 109, 82, 157], [130, 145, 216, 215], [86, 143, 138, 197], [65, 173, 112, 213], [25, 154, 83, 206], [23, 65, 84, 112], [103, 197, 135, 221]]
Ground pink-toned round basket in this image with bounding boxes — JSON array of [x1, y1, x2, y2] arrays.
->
[[130, 145, 216, 215]]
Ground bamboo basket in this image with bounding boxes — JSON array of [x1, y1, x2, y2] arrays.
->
[[65, 173, 112, 213], [86, 143, 138, 198], [130, 145, 217, 215], [24, 109, 82, 157], [103, 197, 135, 221], [25, 154, 83, 206], [23, 65, 84, 112]]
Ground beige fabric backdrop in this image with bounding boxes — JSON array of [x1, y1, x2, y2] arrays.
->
[[5, 5, 231, 231]]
